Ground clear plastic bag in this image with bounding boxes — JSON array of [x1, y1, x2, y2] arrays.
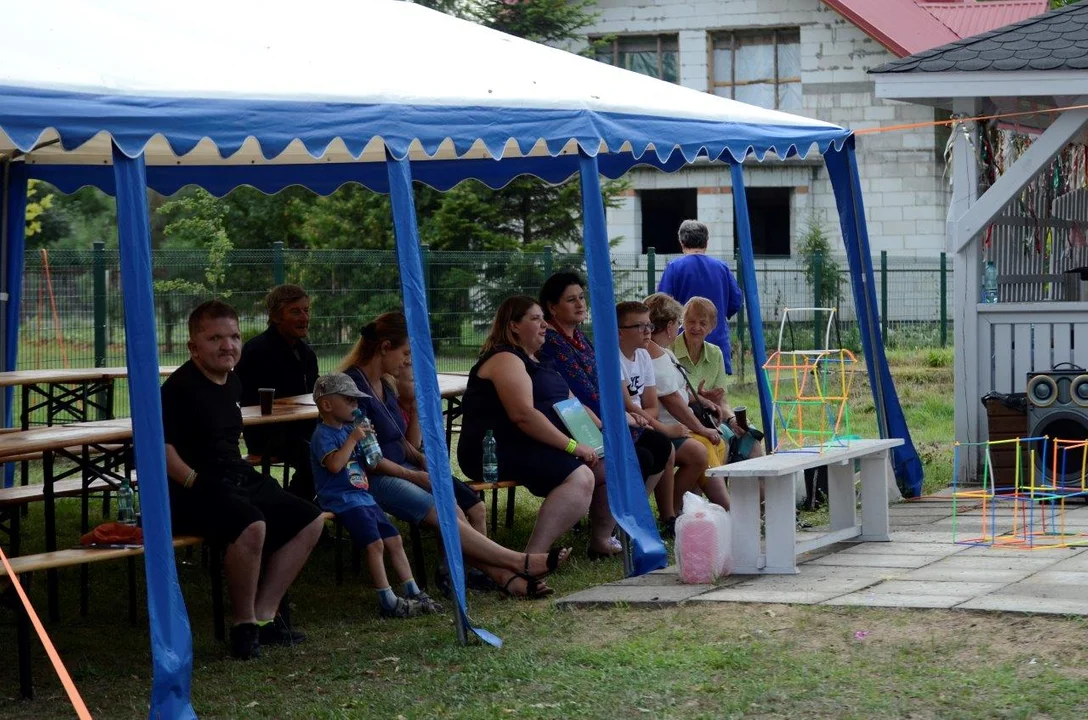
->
[[674, 492, 733, 583]]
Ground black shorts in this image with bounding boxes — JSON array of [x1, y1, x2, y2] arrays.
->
[[170, 467, 321, 554], [634, 429, 672, 478]]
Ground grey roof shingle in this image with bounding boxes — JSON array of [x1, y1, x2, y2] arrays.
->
[[871, 2, 1088, 74]]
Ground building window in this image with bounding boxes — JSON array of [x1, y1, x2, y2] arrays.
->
[[640, 189, 697, 254], [595, 35, 679, 83], [733, 188, 791, 257], [710, 29, 801, 111]]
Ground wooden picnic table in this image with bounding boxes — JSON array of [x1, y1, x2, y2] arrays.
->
[[0, 365, 179, 494]]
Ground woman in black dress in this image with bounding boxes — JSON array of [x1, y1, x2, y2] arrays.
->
[[459, 296, 615, 556]]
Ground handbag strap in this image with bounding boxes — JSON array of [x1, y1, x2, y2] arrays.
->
[[669, 353, 703, 408]]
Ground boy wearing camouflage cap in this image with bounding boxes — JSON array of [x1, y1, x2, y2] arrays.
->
[[310, 372, 442, 618]]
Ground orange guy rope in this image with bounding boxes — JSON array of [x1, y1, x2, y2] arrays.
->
[[0, 546, 93, 719], [854, 102, 1088, 135]]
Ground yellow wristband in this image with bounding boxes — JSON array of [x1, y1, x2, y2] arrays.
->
[[183, 470, 196, 489], [565, 438, 578, 455]]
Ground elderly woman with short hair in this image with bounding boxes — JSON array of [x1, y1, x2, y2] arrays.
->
[[643, 293, 731, 512], [673, 296, 764, 463]]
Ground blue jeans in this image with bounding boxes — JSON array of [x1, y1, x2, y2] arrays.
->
[[368, 466, 482, 524]]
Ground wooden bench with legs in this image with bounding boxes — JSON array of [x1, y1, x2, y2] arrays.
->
[[707, 438, 904, 575], [1, 536, 204, 700]]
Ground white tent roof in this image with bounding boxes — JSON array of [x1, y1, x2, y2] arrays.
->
[[0, 0, 849, 167]]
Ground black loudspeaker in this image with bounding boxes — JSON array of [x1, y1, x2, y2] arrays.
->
[[1026, 365, 1088, 488]]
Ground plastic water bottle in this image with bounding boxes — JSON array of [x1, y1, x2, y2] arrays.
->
[[983, 260, 999, 303], [116, 477, 136, 526], [353, 409, 384, 466], [482, 430, 498, 485]]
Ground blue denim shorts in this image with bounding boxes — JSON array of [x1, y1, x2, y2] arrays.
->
[[368, 466, 482, 524]]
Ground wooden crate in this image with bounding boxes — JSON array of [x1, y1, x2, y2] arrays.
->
[[984, 397, 1027, 489]]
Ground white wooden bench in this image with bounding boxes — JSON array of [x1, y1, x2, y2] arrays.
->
[[707, 438, 904, 574]]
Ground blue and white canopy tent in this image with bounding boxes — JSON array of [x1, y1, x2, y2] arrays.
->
[[0, 0, 922, 715]]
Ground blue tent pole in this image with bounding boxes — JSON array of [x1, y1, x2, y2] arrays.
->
[[730, 163, 775, 451], [111, 146, 196, 719], [2, 161, 27, 488], [578, 151, 666, 577], [385, 152, 500, 648], [824, 141, 923, 496]]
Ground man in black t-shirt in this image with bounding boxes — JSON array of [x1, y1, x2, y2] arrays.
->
[[234, 284, 320, 500], [162, 300, 323, 660]]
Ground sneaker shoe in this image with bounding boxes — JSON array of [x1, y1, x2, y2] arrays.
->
[[258, 615, 306, 647], [229, 622, 261, 660], [379, 596, 422, 619], [407, 591, 444, 614]]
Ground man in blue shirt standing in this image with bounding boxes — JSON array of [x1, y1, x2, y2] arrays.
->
[[657, 219, 744, 374]]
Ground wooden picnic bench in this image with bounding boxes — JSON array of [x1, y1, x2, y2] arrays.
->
[[707, 438, 903, 574], [1, 536, 204, 700]]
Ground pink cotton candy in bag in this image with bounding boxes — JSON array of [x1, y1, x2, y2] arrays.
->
[[675, 492, 733, 583]]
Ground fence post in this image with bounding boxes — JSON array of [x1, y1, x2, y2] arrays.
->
[[735, 253, 746, 383], [939, 251, 948, 348], [93, 240, 107, 368], [543, 244, 553, 281], [813, 251, 823, 350], [880, 250, 888, 341], [421, 244, 432, 304], [93, 240, 108, 419], [272, 240, 285, 285], [646, 247, 656, 296]]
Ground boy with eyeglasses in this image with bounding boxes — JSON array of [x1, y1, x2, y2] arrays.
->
[[615, 302, 679, 536]]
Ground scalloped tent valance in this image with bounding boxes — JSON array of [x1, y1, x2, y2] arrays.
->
[[0, 0, 848, 169]]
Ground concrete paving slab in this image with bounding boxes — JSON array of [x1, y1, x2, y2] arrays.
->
[[864, 579, 1007, 597], [919, 554, 1057, 572], [557, 581, 714, 608], [899, 564, 1035, 584], [953, 545, 1081, 559], [1019, 570, 1088, 586], [1046, 552, 1088, 571], [957, 595, 1088, 615], [834, 541, 967, 556], [886, 531, 960, 544], [691, 573, 891, 605], [807, 552, 947, 569], [823, 591, 969, 609]]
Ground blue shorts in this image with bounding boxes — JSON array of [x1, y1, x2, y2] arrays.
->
[[368, 466, 483, 524], [339, 504, 399, 548]]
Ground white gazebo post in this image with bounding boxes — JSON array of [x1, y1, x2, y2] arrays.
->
[[949, 97, 981, 481]]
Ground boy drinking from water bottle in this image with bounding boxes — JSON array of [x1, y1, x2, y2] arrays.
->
[[310, 372, 442, 618]]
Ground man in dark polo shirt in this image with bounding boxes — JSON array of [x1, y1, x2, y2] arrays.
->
[[163, 300, 323, 660], [235, 284, 320, 500]]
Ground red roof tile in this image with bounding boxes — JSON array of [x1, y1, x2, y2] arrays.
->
[[922, 1, 1049, 40], [821, 0, 1049, 58]]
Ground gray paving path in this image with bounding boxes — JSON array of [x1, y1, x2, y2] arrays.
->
[[556, 495, 1088, 615]]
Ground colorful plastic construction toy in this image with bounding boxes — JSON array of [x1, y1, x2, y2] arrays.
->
[[762, 308, 856, 452], [950, 437, 1088, 550]]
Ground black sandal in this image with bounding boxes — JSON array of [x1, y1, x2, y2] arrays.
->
[[501, 573, 554, 599], [525, 547, 571, 579]]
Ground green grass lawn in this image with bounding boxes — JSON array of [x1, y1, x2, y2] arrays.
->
[[7, 348, 1077, 719]]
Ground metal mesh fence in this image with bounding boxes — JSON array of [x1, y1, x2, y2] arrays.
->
[[19, 246, 952, 384]]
